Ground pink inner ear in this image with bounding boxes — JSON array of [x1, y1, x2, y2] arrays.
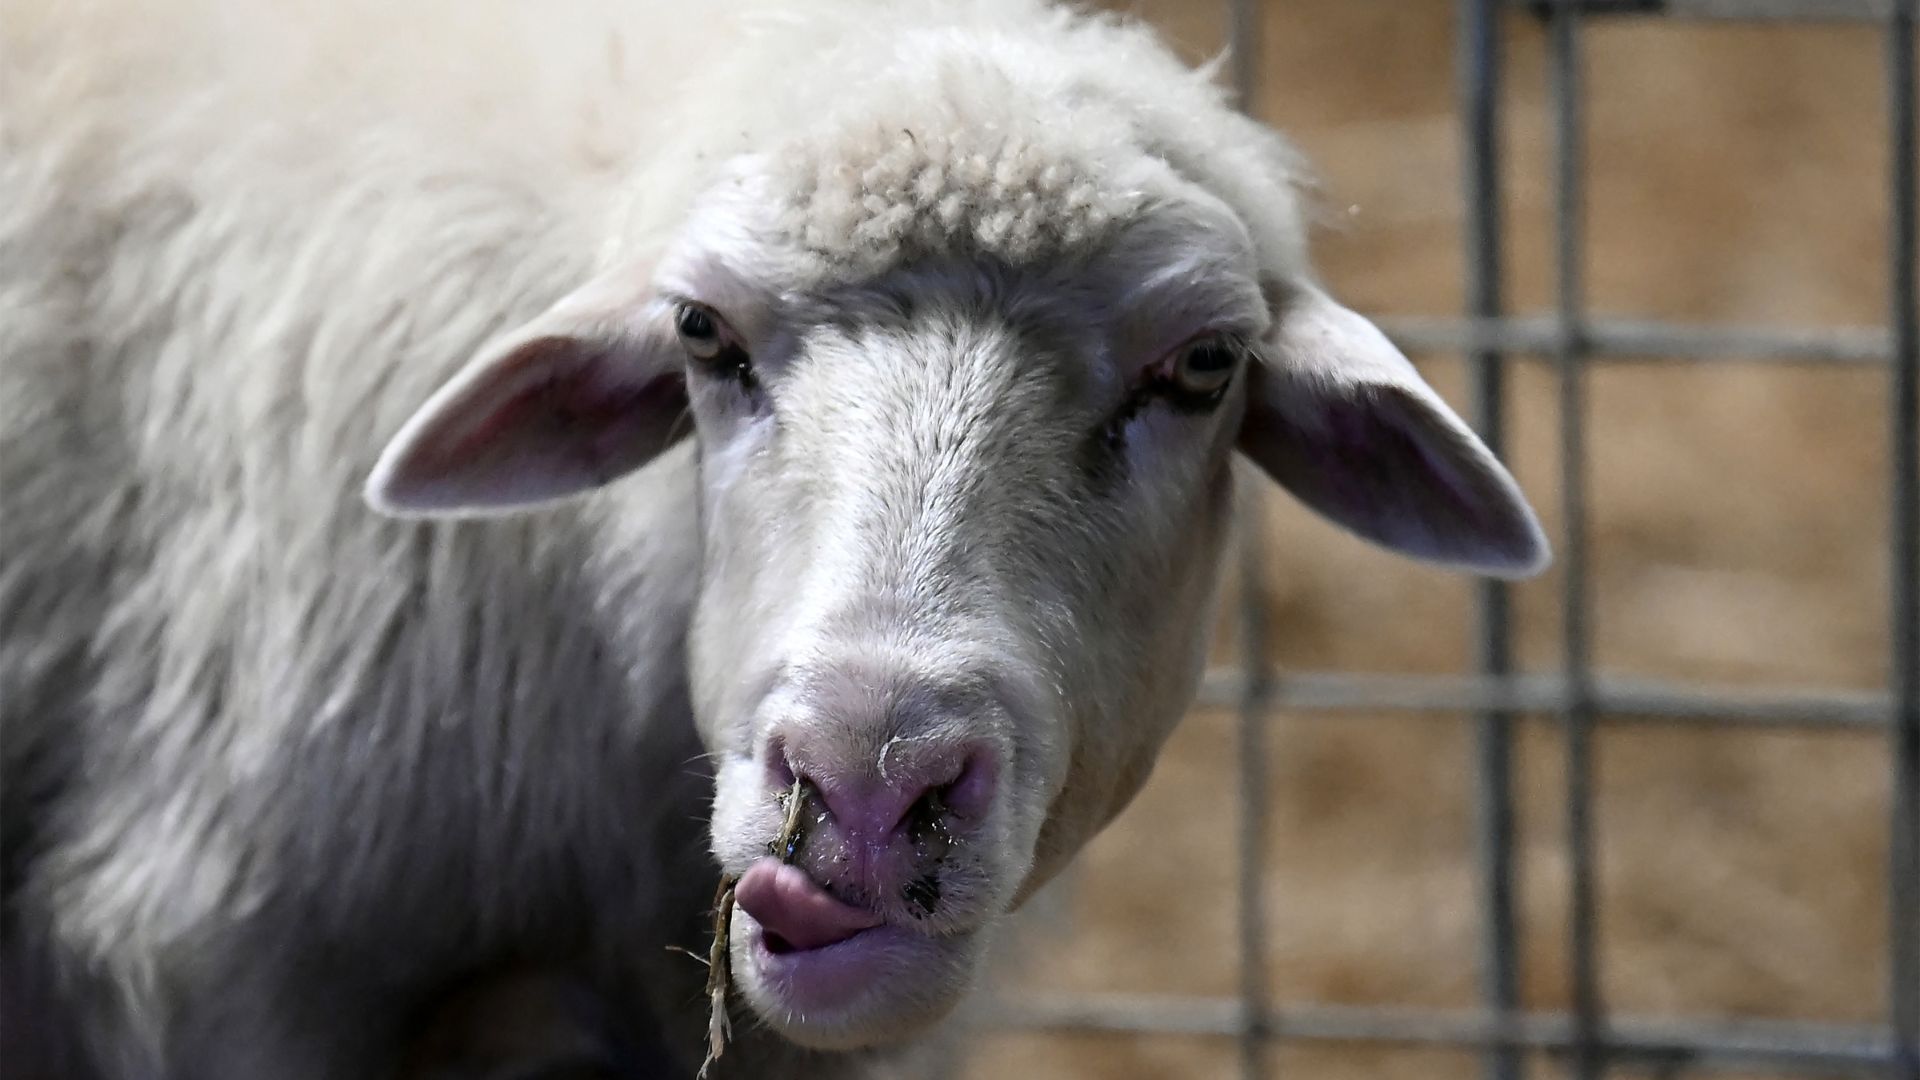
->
[[1241, 372, 1543, 572], [1314, 393, 1503, 538], [387, 336, 690, 511], [444, 342, 687, 482], [581, 371, 692, 478]]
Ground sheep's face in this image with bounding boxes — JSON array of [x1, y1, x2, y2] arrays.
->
[[655, 175, 1265, 1046], [368, 144, 1545, 1056]]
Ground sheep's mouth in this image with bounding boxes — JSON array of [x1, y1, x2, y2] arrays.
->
[[729, 900, 977, 1050], [733, 859, 884, 951], [724, 835, 979, 1050], [703, 774, 994, 1051], [742, 911, 922, 989]]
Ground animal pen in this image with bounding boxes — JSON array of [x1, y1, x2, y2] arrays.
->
[[968, 0, 1918, 1077]]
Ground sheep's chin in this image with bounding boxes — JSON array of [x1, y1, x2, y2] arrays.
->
[[728, 907, 981, 1050]]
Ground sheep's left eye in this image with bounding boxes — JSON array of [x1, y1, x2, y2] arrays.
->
[[1167, 336, 1240, 402]]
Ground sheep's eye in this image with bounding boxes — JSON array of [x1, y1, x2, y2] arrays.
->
[[675, 302, 758, 392], [675, 303, 726, 362], [1166, 336, 1240, 403], [1096, 333, 1244, 453]]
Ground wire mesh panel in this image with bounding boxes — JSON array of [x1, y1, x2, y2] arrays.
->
[[982, 0, 1919, 1076]]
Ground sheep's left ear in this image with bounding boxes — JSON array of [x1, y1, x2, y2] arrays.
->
[[365, 266, 689, 518], [1238, 285, 1550, 578]]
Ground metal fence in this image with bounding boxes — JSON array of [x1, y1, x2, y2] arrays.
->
[[983, 0, 1919, 1077]]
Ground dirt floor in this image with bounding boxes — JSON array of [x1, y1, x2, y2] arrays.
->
[[961, 2, 1899, 1077]]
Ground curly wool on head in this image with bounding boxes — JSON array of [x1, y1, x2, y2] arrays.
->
[[773, 120, 1145, 275], [744, 30, 1170, 280], [717, 11, 1316, 294]]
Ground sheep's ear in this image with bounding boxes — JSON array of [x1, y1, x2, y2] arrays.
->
[[1238, 285, 1550, 578], [365, 269, 688, 518]]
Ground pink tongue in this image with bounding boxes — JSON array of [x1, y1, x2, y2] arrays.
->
[[734, 860, 883, 951]]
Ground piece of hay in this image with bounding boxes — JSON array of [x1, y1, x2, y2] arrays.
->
[[695, 776, 810, 1078], [697, 876, 736, 1080], [773, 775, 809, 863]]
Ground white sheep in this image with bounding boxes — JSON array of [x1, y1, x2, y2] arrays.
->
[[0, 0, 1548, 1076]]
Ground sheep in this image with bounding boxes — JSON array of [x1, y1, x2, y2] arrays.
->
[[0, 0, 1549, 1076]]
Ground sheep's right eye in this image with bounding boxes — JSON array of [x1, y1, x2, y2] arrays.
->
[[675, 303, 725, 362], [675, 302, 758, 392]]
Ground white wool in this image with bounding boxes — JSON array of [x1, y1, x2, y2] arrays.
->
[[1, 0, 1313, 289]]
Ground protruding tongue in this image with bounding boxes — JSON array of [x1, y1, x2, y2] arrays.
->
[[734, 860, 883, 952]]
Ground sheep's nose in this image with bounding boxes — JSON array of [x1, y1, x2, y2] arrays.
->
[[774, 736, 998, 847]]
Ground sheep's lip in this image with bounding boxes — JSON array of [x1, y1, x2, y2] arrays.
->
[[730, 859, 930, 1007], [733, 860, 883, 951], [729, 897, 972, 1044], [742, 917, 925, 1004]]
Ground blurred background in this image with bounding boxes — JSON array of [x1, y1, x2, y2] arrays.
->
[[958, 1, 1912, 1077]]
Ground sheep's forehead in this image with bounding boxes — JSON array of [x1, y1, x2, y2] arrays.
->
[[774, 318, 1095, 541], [766, 120, 1145, 279]]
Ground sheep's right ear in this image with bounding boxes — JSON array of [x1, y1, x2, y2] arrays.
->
[[365, 268, 689, 518]]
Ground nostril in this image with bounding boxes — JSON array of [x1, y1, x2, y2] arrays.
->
[[769, 734, 999, 843], [934, 746, 997, 822], [766, 737, 799, 790]]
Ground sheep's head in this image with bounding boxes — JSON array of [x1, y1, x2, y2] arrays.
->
[[365, 32, 1547, 1058]]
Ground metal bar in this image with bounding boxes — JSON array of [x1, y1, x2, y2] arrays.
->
[[1659, 0, 1896, 16], [1547, 3, 1606, 1077], [1229, 0, 1261, 113], [1232, 484, 1275, 1080], [1458, 2, 1524, 1076], [1884, 0, 1920, 1075], [1512, 0, 1894, 17], [1228, 4, 1271, 1078], [980, 995, 1897, 1075], [1377, 314, 1893, 364], [1193, 670, 1893, 729]]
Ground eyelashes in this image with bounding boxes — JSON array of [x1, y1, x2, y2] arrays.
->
[[675, 302, 759, 395], [1098, 332, 1246, 449]]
